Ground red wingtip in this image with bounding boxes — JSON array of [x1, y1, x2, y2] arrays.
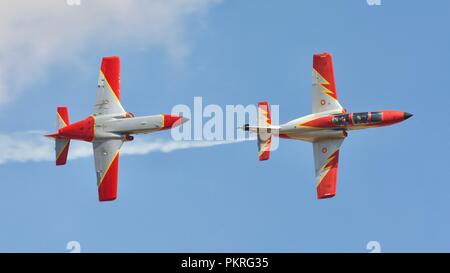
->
[[98, 154, 119, 202], [101, 56, 121, 100], [99, 196, 117, 202], [259, 151, 271, 161], [313, 52, 332, 58], [317, 193, 336, 199], [313, 52, 337, 100], [317, 150, 339, 199]]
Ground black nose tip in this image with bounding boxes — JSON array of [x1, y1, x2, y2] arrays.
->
[[404, 112, 413, 120]]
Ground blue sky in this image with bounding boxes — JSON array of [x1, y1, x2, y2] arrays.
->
[[1, 0, 449, 252]]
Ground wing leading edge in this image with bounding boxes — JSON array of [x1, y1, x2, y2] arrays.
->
[[312, 138, 344, 199]]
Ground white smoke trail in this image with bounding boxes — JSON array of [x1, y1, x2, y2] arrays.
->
[[0, 0, 221, 104], [0, 131, 253, 165]]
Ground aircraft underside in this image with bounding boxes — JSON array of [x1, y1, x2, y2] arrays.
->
[[46, 56, 188, 201], [242, 53, 412, 199], [47, 53, 411, 202]]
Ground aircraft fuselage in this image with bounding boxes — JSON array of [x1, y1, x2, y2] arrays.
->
[[248, 110, 412, 142], [50, 113, 186, 142]]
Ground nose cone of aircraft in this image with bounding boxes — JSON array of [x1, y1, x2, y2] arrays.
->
[[180, 116, 190, 124], [162, 114, 189, 129], [403, 112, 413, 120]]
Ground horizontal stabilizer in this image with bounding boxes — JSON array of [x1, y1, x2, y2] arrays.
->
[[56, 138, 70, 166], [57, 106, 69, 129], [257, 101, 272, 161], [54, 106, 70, 165]]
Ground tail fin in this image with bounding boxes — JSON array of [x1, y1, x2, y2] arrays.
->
[[257, 101, 272, 161], [55, 107, 70, 165]]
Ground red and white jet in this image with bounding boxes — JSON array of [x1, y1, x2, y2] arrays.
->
[[243, 53, 412, 199], [46, 56, 188, 202]]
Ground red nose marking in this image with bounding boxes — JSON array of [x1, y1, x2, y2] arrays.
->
[[381, 110, 405, 125], [162, 114, 183, 129]]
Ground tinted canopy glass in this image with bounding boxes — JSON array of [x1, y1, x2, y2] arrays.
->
[[353, 112, 369, 124]]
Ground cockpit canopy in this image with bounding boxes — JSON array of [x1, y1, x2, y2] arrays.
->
[[332, 114, 350, 126], [333, 112, 382, 126], [353, 112, 382, 124], [352, 112, 369, 124]]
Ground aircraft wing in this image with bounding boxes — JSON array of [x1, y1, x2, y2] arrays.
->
[[312, 138, 344, 199], [312, 53, 343, 114], [94, 56, 126, 116], [93, 139, 124, 201]]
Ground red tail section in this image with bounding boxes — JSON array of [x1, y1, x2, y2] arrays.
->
[[58, 116, 95, 142]]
